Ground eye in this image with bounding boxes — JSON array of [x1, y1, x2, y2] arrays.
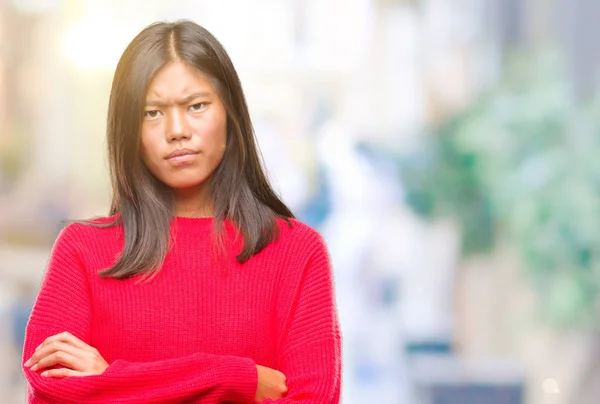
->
[[144, 110, 162, 120], [189, 102, 207, 112]]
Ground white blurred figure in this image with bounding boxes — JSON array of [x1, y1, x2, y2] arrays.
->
[[315, 115, 409, 404], [253, 119, 310, 214]]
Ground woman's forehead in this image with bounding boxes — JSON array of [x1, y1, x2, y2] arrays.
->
[[146, 62, 216, 100]]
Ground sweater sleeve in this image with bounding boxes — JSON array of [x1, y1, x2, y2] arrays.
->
[[264, 233, 342, 403], [22, 225, 257, 404]]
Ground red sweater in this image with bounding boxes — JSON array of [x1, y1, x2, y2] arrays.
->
[[22, 216, 342, 403]]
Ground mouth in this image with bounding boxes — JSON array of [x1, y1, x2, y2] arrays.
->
[[166, 149, 199, 165]]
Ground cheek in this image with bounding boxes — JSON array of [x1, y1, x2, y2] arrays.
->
[[139, 132, 161, 171], [200, 113, 227, 160], [213, 127, 227, 167]]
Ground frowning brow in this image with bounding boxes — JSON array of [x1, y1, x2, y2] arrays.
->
[[145, 92, 212, 107]]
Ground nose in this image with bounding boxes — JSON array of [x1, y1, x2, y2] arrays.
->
[[166, 110, 191, 142]]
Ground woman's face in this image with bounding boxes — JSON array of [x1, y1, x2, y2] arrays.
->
[[140, 60, 227, 191]]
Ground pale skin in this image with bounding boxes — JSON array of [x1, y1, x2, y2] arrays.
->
[[24, 60, 288, 401]]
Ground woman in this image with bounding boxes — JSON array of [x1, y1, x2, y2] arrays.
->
[[22, 20, 341, 403]]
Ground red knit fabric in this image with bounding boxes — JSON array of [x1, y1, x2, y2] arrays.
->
[[22, 216, 342, 403]]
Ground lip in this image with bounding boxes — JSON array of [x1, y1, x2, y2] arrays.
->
[[166, 148, 199, 165], [166, 148, 198, 159]]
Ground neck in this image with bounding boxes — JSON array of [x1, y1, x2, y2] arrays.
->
[[172, 185, 213, 218]]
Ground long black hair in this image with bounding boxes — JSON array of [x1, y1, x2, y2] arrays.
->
[[94, 20, 293, 279]]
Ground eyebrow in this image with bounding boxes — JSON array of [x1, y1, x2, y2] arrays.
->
[[145, 91, 212, 108]]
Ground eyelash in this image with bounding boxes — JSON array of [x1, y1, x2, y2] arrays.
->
[[144, 103, 208, 119], [144, 110, 161, 119], [189, 102, 206, 111]]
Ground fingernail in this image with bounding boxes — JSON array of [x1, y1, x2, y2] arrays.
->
[[31, 364, 38, 371], [24, 359, 31, 367], [41, 371, 48, 377]]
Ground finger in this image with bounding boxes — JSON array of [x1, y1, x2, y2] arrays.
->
[[39, 332, 92, 352], [28, 332, 95, 365], [27, 341, 89, 369], [41, 368, 90, 378], [32, 350, 85, 373]]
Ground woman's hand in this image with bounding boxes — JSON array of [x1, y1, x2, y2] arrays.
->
[[24, 331, 108, 377], [255, 364, 288, 401]]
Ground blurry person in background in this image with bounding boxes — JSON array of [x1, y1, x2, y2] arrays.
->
[[21, 20, 341, 403]]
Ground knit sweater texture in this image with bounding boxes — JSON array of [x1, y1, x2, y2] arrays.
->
[[22, 216, 342, 403]]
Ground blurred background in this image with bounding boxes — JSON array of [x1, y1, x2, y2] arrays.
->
[[2, 0, 600, 403]]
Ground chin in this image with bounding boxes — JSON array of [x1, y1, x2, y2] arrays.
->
[[167, 181, 205, 190], [162, 175, 208, 190]]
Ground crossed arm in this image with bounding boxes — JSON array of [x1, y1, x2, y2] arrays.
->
[[22, 227, 341, 403]]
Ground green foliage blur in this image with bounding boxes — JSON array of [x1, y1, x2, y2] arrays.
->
[[400, 50, 600, 329]]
